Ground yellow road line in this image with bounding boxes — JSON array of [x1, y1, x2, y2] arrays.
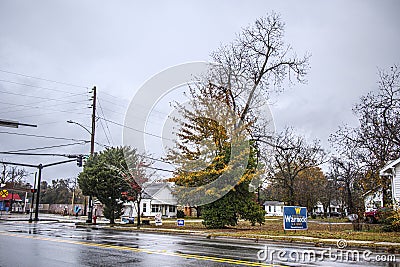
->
[[0, 231, 282, 267]]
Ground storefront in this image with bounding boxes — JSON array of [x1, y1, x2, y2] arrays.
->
[[0, 192, 22, 212]]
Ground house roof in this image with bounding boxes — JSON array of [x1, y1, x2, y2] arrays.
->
[[263, 201, 284, 206], [0, 192, 22, 201], [142, 183, 168, 199], [380, 157, 400, 175]]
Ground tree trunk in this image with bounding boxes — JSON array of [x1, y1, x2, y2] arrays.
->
[[110, 202, 115, 224], [137, 200, 141, 229], [346, 182, 354, 214], [196, 206, 202, 218], [288, 184, 295, 205]]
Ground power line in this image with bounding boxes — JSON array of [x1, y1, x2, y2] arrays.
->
[[1, 98, 87, 110], [142, 155, 173, 165], [97, 96, 128, 109], [144, 165, 174, 173], [0, 89, 90, 104], [96, 110, 112, 146], [0, 92, 88, 113], [0, 152, 75, 157], [95, 104, 126, 116], [12, 108, 89, 120], [4, 142, 89, 153], [0, 101, 88, 116], [0, 79, 86, 95], [0, 69, 88, 89], [97, 97, 114, 145], [100, 91, 128, 101], [0, 131, 89, 142], [97, 117, 172, 141]]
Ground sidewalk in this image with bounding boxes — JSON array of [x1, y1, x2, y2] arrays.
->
[[0, 212, 109, 224]]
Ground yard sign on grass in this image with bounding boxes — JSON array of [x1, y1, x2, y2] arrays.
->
[[283, 206, 308, 230]]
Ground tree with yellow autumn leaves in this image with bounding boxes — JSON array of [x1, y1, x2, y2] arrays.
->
[[167, 13, 309, 228]]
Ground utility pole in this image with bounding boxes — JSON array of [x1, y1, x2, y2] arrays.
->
[[87, 86, 96, 223], [91, 86, 96, 158], [1, 164, 5, 184]]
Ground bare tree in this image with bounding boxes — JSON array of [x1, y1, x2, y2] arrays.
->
[[205, 12, 309, 132], [1, 164, 28, 185], [366, 65, 400, 146], [330, 65, 400, 206], [330, 155, 365, 215], [266, 128, 326, 205]]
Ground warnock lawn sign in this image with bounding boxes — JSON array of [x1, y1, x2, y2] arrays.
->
[[283, 206, 308, 230]]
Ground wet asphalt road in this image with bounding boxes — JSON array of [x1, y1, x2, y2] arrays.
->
[[0, 221, 398, 267]]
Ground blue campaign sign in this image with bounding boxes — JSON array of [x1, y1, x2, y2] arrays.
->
[[74, 206, 82, 214], [283, 206, 308, 230], [177, 219, 185, 226]]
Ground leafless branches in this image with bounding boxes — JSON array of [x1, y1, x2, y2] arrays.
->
[[263, 128, 326, 205], [330, 65, 400, 206]]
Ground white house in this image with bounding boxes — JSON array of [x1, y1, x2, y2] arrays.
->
[[263, 201, 284, 216], [380, 157, 400, 204], [363, 188, 383, 212], [313, 201, 344, 215], [123, 182, 178, 219]]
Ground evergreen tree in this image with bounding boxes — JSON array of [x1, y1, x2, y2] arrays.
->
[[78, 146, 143, 224]]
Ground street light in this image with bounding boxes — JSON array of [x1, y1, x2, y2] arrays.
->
[[67, 118, 95, 223], [67, 120, 91, 135]]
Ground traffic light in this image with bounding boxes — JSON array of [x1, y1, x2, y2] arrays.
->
[[30, 189, 37, 193], [76, 155, 83, 167], [82, 155, 89, 166]]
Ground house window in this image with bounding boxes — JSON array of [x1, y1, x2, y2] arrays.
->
[[273, 206, 276, 212], [169, 205, 176, 212], [268, 206, 272, 212], [151, 204, 160, 213], [142, 203, 147, 212]]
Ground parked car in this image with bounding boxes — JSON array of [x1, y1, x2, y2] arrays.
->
[[364, 210, 378, 223], [364, 207, 392, 223]]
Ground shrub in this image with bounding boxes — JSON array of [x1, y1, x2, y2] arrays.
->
[[381, 207, 400, 232], [177, 210, 185, 218]]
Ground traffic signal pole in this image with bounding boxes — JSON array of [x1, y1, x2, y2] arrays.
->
[[29, 172, 37, 222], [34, 164, 42, 221], [0, 159, 76, 221]]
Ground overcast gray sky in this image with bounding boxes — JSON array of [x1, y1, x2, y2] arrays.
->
[[0, 0, 399, 183]]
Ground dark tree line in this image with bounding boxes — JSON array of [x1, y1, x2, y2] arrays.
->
[[40, 179, 84, 205]]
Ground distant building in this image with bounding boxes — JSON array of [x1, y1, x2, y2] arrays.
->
[[123, 182, 177, 218], [263, 201, 284, 216], [0, 191, 22, 212], [313, 201, 344, 215]]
